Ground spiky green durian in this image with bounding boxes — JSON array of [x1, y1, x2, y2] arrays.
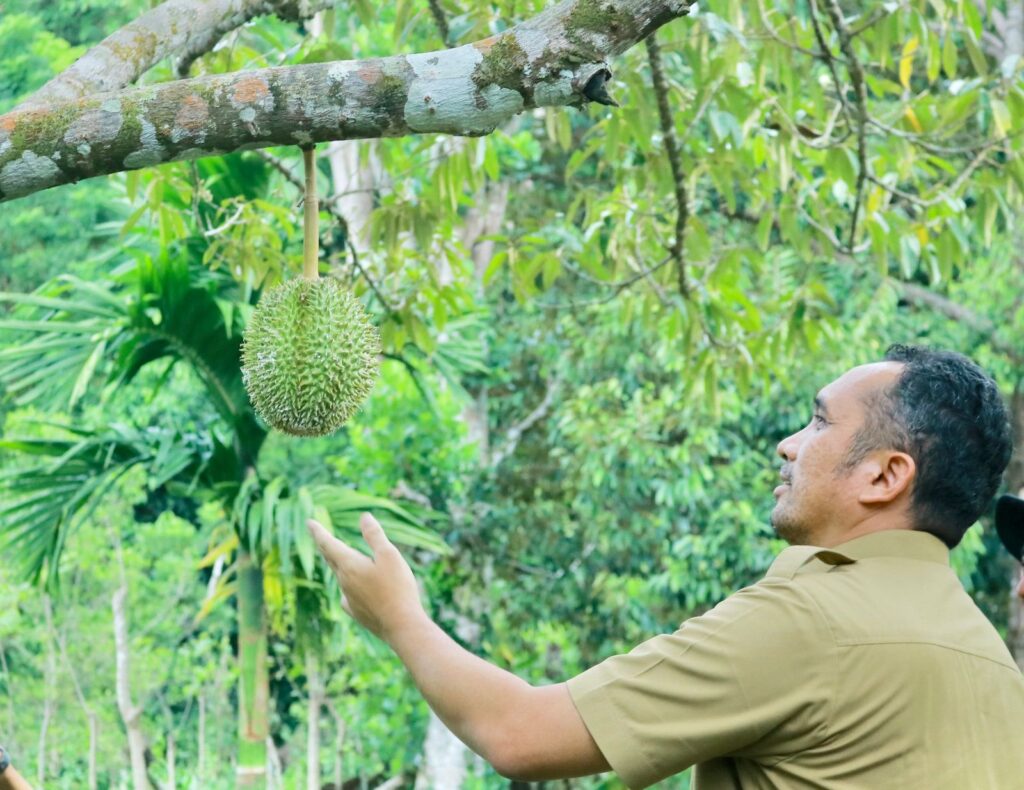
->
[[241, 277, 380, 437]]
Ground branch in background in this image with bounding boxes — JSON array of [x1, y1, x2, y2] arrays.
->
[[427, 0, 453, 48], [847, 4, 901, 38], [175, 0, 340, 78], [252, 149, 396, 311], [548, 255, 674, 309], [865, 139, 998, 209], [819, 0, 870, 250], [0, 0, 693, 203], [388, 480, 433, 508], [894, 280, 1024, 365], [645, 33, 689, 297], [754, 0, 828, 59], [799, 209, 870, 255], [489, 377, 563, 468], [807, 1, 851, 121], [16, 0, 338, 112]]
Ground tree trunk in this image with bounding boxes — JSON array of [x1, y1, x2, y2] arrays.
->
[[325, 140, 378, 255], [48, 591, 101, 790], [0, 0, 693, 203], [236, 551, 270, 787], [267, 735, 284, 789], [38, 596, 57, 788], [112, 586, 151, 790], [325, 698, 346, 790], [167, 730, 176, 789], [415, 712, 469, 790], [197, 691, 207, 784], [1002, 1, 1024, 65], [87, 712, 99, 790], [306, 653, 323, 790]]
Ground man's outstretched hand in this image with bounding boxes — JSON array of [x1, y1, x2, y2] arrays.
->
[[308, 512, 609, 780], [307, 512, 427, 643]]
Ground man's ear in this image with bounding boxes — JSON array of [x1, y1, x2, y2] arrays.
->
[[858, 451, 916, 505]]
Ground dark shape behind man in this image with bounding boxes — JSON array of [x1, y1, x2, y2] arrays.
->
[[996, 494, 1024, 598], [308, 344, 1024, 789]]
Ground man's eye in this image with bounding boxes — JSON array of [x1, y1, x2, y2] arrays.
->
[[812, 414, 827, 426]]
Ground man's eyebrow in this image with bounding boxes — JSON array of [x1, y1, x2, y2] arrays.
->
[[814, 394, 831, 417]]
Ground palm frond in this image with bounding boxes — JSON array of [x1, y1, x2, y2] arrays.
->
[[230, 477, 449, 585], [0, 253, 254, 431], [0, 423, 212, 586]]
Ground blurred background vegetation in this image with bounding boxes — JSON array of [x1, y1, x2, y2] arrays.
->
[[0, 0, 1022, 787]]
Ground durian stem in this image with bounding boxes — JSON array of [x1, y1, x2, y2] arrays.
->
[[302, 145, 319, 281]]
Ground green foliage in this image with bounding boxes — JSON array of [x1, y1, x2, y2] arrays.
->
[[2, 0, 1024, 785], [0, 13, 82, 112]]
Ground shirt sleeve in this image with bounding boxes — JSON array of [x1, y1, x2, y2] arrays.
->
[[565, 579, 834, 789]]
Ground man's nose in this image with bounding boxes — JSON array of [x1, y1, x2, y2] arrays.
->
[[777, 429, 802, 462]]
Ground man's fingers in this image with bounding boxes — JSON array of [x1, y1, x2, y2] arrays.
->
[[307, 518, 362, 570], [360, 511, 393, 555]]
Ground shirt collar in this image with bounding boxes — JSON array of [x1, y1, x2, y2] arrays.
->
[[827, 528, 950, 566]]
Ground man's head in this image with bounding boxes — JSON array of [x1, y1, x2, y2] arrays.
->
[[772, 345, 1012, 549]]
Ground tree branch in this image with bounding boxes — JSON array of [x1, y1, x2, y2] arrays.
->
[[820, 0, 869, 249], [15, 0, 338, 112], [0, 0, 692, 203], [427, 0, 454, 48], [489, 377, 563, 468], [865, 138, 998, 209], [176, 0, 340, 78], [894, 280, 1023, 364], [645, 32, 689, 297]]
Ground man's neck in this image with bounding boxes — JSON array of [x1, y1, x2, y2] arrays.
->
[[815, 517, 914, 549]]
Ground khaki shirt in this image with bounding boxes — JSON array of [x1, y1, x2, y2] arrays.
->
[[567, 529, 1024, 789]]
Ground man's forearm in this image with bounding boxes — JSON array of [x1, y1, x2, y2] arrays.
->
[[0, 765, 34, 790], [385, 612, 531, 763]]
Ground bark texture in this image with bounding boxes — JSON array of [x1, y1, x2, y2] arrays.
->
[[15, 0, 336, 112], [0, 0, 692, 203]]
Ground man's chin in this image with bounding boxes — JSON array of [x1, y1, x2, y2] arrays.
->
[[771, 509, 811, 546]]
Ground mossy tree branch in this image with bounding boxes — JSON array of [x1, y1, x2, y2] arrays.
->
[[14, 0, 338, 113], [0, 0, 692, 203]]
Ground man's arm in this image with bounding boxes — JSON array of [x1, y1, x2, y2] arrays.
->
[[0, 749, 33, 790], [307, 514, 610, 780]]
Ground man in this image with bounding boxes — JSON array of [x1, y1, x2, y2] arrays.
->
[[308, 344, 1024, 788]]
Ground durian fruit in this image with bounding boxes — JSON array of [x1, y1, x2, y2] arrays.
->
[[240, 145, 380, 437], [241, 277, 380, 436]]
